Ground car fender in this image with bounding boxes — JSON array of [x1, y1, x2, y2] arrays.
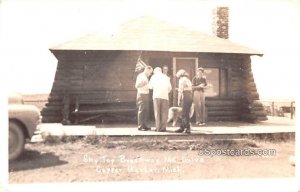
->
[[8, 104, 41, 138]]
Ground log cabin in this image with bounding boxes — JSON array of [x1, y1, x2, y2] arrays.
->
[[42, 10, 267, 124]]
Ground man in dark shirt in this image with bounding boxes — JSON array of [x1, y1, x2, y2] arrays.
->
[[192, 67, 207, 126]]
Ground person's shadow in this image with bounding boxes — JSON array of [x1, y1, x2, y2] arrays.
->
[[9, 149, 68, 172]]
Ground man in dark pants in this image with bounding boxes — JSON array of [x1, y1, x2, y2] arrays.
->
[[175, 69, 193, 134], [135, 66, 153, 131]]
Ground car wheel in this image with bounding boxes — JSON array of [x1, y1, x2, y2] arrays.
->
[[9, 121, 25, 160]]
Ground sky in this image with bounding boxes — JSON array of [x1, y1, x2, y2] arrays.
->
[[1, 0, 300, 100]]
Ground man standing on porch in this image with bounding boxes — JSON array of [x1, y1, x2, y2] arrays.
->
[[175, 69, 193, 134], [149, 67, 172, 132], [135, 66, 153, 131], [192, 67, 207, 126]]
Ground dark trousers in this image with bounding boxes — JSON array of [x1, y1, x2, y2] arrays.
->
[[137, 93, 149, 129], [193, 90, 206, 123], [153, 98, 169, 131], [181, 92, 193, 129]]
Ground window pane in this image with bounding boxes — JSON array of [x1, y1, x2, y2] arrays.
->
[[204, 68, 219, 97]]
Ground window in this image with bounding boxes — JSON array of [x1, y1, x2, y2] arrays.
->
[[204, 68, 219, 97], [204, 68, 228, 97]]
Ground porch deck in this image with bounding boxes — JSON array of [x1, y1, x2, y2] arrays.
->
[[33, 116, 295, 139]]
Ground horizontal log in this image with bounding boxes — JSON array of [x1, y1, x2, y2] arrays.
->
[[243, 92, 259, 99], [207, 106, 240, 111], [52, 80, 67, 86], [250, 107, 265, 112], [42, 116, 62, 123], [251, 110, 267, 116], [206, 100, 241, 106], [252, 100, 265, 106], [247, 95, 259, 101], [45, 102, 61, 107], [230, 76, 243, 81], [246, 87, 257, 93], [69, 81, 83, 88], [230, 82, 242, 87], [73, 108, 136, 115], [247, 81, 256, 87], [243, 66, 252, 71], [247, 81, 257, 87], [42, 105, 62, 111], [240, 114, 256, 122], [231, 68, 244, 73], [81, 84, 135, 91], [48, 96, 64, 102], [230, 93, 243, 98], [207, 110, 240, 116], [41, 110, 62, 116], [75, 94, 136, 102], [256, 116, 268, 121], [51, 86, 67, 92], [207, 116, 240, 121], [244, 74, 254, 80], [41, 109, 62, 116], [247, 95, 260, 101], [245, 92, 259, 98]]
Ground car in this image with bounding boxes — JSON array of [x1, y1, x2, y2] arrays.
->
[[8, 93, 41, 160]]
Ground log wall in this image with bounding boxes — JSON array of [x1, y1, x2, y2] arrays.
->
[[240, 57, 268, 122], [42, 50, 140, 123], [42, 51, 267, 123]]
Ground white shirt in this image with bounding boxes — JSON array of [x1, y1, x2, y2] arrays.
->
[[135, 72, 149, 94], [148, 71, 172, 100], [178, 76, 192, 93], [177, 76, 192, 105]]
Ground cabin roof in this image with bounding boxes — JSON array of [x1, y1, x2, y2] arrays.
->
[[50, 16, 263, 56]]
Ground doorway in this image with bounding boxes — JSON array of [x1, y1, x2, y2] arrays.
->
[[172, 57, 198, 106]]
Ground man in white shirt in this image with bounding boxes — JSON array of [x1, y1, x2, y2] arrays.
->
[[135, 66, 153, 131], [175, 69, 193, 134], [149, 67, 172, 132]]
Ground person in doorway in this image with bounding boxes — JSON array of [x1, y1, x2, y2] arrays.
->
[[135, 66, 153, 131], [192, 67, 207, 126], [149, 67, 172, 132], [162, 65, 169, 77], [175, 69, 193, 134]]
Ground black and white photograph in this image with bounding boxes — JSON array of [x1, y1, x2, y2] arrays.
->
[[1, 0, 299, 191]]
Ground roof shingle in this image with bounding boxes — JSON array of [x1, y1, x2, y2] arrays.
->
[[50, 16, 263, 56]]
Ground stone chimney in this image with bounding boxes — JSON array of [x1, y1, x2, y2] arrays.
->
[[212, 7, 229, 39]]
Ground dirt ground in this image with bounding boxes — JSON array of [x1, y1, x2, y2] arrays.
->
[[9, 136, 295, 183]]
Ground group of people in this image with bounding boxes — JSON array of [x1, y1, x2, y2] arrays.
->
[[135, 65, 207, 134]]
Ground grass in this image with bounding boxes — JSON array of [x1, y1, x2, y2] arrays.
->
[[240, 132, 295, 142], [41, 132, 294, 152]]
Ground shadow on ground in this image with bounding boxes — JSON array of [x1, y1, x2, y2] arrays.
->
[[9, 149, 68, 172]]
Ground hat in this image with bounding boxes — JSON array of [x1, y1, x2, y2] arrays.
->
[[176, 69, 189, 78], [197, 67, 204, 72]]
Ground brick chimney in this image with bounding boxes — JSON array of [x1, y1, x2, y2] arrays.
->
[[212, 7, 229, 39]]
